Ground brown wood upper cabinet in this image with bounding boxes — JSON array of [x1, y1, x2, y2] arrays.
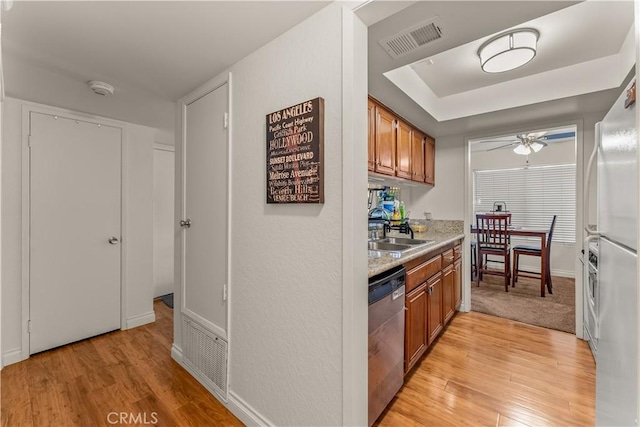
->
[[368, 96, 435, 185], [368, 99, 376, 172], [374, 105, 396, 176], [411, 130, 425, 182], [396, 120, 412, 179], [424, 136, 435, 185]]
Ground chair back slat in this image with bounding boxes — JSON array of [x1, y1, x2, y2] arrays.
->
[[546, 215, 557, 258], [476, 213, 511, 249]]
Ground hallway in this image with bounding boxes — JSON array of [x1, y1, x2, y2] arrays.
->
[[1, 300, 242, 427]]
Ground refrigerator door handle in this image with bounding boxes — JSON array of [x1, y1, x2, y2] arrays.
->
[[584, 121, 601, 237]]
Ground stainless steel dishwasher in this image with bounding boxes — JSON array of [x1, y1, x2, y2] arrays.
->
[[368, 266, 405, 427]]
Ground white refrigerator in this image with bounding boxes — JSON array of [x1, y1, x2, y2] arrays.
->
[[594, 78, 638, 426]]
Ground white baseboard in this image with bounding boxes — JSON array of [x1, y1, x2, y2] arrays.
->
[[228, 390, 274, 427], [2, 347, 24, 367], [551, 269, 575, 278], [125, 311, 156, 329], [171, 343, 183, 362], [172, 343, 272, 427]]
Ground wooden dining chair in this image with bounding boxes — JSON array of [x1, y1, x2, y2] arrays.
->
[[512, 215, 557, 295], [476, 213, 511, 291]]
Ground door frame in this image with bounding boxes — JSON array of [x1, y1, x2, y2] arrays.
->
[[178, 72, 232, 341], [20, 102, 128, 360], [463, 118, 584, 339]]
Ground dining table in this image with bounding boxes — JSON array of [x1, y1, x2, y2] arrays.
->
[[470, 225, 551, 297]]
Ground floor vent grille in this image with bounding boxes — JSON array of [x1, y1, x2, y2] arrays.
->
[[182, 314, 228, 399], [379, 18, 443, 59]]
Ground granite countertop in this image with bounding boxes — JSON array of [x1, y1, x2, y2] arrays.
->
[[368, 220, 465, 278]]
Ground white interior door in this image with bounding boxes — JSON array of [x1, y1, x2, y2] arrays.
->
[[183, 83, 228, 337], [29, 112, 122, 354], [153, 147, 175, 298]]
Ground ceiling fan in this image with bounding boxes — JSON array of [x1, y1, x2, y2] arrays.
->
[[478, 131, 575, 155]]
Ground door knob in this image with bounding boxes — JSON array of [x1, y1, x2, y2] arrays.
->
[[180, 219, 192, 228], [108, 237, 119, 245]]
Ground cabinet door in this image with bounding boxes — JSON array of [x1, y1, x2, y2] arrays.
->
[[424, 136, 435, 185], [427, 273, 443, 345], [368, 99, 376, 172], [375, 106, 396, 176], [396, 120, 412, 179], [442, 264, 455, 324], [405, 283, 428, 373], [411, 130, 425, 183], [454, 259, 462, 309]]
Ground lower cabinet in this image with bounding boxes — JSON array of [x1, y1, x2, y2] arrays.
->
[[405, 283, 428, 372], [426, 273, 443, 345], [454, 258, 462, 309], [403, 239, 463, 374], [442, 264, 455, 324]]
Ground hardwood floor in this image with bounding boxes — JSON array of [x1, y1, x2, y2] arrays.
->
[[3, 302, 595, 426], [1, 300, 243, 427], [376, 311, 595, 427]]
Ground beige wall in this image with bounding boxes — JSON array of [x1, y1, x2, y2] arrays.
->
[[173, 4, 368, 426]]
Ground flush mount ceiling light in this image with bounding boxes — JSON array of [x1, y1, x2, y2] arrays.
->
[[478, 28, 539, 73]]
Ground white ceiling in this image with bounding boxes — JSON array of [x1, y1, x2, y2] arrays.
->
[[411, 1, 633, 98], [364, 1, 634, 137], [1, 1, 329, 130]]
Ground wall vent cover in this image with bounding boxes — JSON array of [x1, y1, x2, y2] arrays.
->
[[379, 18, 443, 59], [182, 314, 228, 400]]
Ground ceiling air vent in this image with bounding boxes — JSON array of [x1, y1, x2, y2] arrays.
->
[[379, 17, 443, 59]]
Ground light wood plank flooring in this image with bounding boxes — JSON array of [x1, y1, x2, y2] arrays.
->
[[1, 300, 243, 427], [376, 311, 595, 427], [3, 302, 595, 426]]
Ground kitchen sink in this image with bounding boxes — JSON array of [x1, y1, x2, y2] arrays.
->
[[368, 241, 413, 252], [378, 237, 433, 246]]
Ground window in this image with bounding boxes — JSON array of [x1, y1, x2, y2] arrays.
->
[[473, 164, 576, 244]]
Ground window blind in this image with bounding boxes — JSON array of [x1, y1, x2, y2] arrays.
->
[[473, 164, 576, 244]]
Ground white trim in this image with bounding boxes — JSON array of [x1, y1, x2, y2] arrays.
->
[[125, 311, 156, 329], [20, 106, 30, 361], [228, 390, 275, 427], [225, 72, 234, 397], [2, 348, 22, 367], [341, 7, 368, 427], [181, 308, 227, 341], [153, 143, 175, 152], [171, 343, 183, 362], [463, 132, 472, 313], [177, 72, 232, 391], [20, 100, 129, 359]]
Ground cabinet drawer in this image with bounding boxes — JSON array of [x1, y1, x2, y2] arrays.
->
[[442, 249, 454, 266], [454, 244, 462, 260], [406, 255, 442, 293]]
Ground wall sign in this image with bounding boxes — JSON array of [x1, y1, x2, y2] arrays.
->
[[266, 97, 324, 204]]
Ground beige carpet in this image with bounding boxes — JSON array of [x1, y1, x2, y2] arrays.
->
[[471, 274, 576, 334]]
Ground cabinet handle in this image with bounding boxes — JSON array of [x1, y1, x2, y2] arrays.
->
[[404, 307, 408, 311]]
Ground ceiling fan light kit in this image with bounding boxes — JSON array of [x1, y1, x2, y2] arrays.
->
[[478, 28, 539, 73], [513, 143, 532, 155]]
